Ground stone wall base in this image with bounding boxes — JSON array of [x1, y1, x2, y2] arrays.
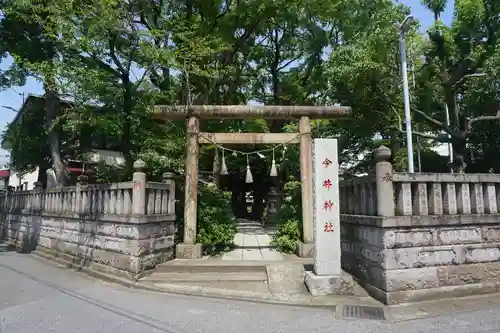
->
[[29, 245, 166, 281], [296, 242, 314, 258], [359, 277, 500, 305], [176, 243, 202, 259], [304, 271, 354, 296]]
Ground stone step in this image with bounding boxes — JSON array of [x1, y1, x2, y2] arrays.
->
[[236, 222, 263, 226], [141, 271, 268, 283], [235, 227, 267, 234], [155, 259, 313, 274]]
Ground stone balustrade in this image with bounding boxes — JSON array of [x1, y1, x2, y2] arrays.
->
[[339, 146, 500, 305], [3, 160, 177, 281]]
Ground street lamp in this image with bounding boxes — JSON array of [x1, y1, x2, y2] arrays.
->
[[399, 15, 415, 173]]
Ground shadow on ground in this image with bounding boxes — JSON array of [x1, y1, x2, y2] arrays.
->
[[0, 242, 16, 253]]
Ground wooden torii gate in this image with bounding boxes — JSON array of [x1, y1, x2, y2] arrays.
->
[[153, 105, 351, 259]]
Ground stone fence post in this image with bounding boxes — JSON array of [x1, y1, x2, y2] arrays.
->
[[162, 172, 176, 215], [132, 160, 147, 215], [374, 145, 395, 216]]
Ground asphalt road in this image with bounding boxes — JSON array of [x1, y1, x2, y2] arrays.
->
[[1, 250, 500, 333]]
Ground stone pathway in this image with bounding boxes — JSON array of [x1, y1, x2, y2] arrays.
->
[[221, 219, 284, 261]]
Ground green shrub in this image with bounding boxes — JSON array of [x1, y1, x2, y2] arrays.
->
[[271, 181, 302, 253], [196, 184, 237, 255], [276, 180, 302, 222], [271, 219, 300, 253]]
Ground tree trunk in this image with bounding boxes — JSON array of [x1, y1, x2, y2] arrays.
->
[[44, 77, 68, 186], [121, 80, 134, 172], [451, 135, 468, 173]]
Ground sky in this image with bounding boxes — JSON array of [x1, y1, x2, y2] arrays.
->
[[0, 0, 455, 134]]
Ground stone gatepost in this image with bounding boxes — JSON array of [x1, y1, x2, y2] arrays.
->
[[305, 139, 355, 296], [374, 145, 395, 216], [132, 160, 147, 216]]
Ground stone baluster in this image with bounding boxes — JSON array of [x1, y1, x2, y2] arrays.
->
[[428, 183, 443, 215], [63, 190, 69, 213], [124, 188, 132, 215], [5, 186, 11, 212], [483, 183, 497, 213], [49, 191, 54, 212], [412, 182, 428, 215], [33, 182, 43, 212], [25, 189, 31, 212], [116, 189, 124, 215], [147, 189, 154, 215], [360, 183, 368, 215], [443, 183, 457, 215], [109, 188, 117, 215], [163, 172, 175, 215], [457, 183, 471, 214], [470, 183, 484, 214], [374, 145, 395, 216], [102, 189, 111, 214], [396, 182, 413, 216], [347, 185, 354, 214], [77, 175, 88, 214], [154, 189, 162, 214], [43, 190, 49, 212], [339, 185, 347, 214], [132, 159, 147, 216], [353, 184, 360, 214], [55, 189, 61, 213], [367, 182, 377, 215], [87, 189, 94, 215], [496, 184, 500, 213]]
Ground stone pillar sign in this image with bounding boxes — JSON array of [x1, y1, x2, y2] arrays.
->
[[305, 138, 354, 296], [312, 138, 341, 275]]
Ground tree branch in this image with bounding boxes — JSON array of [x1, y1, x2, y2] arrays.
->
[[381, 89, 457, 137], [385, 107, 451, 143], [467, 110, 500, 134], [108, 33, 127, 75]]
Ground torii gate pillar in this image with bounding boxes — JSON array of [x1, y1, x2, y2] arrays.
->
[[153, 105, 351, 259]]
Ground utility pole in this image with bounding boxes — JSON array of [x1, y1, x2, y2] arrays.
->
[[398, 15, 415, 173]]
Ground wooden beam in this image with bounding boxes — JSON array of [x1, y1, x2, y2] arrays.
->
[[153, 105, 351, 120], [198, 132, 300, 145]]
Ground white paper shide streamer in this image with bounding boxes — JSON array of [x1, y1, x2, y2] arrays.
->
[[245, 155, 253, 183], [220, 148, 228, 175], [269, 149, 278, 177]]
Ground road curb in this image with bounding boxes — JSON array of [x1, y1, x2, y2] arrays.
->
[[28, 252, 500, 322], [29, 251, 340, 308]]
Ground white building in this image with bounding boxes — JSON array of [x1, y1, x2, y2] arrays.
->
[[2, 95, 125, 190]]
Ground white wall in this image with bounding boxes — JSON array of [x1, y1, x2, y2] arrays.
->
[[88, 149, 125, 165], [6, 150, 125, 190], [0, 149, 11, 168], [8, 168, 39, 190]]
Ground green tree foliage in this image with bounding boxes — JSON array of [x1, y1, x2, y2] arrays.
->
[[1, 0, 500, 250], [414, 0, 500, 172]]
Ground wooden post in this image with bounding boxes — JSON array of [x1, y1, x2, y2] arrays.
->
[[176, 116, 203, 259], [298, 116, 314, 257]]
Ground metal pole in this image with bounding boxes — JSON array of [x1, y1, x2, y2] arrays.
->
[[399, 32, 415, 173], [416, 125, 422, 172], [444, 103, 453, 173], [411, 54, 421, 172]]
